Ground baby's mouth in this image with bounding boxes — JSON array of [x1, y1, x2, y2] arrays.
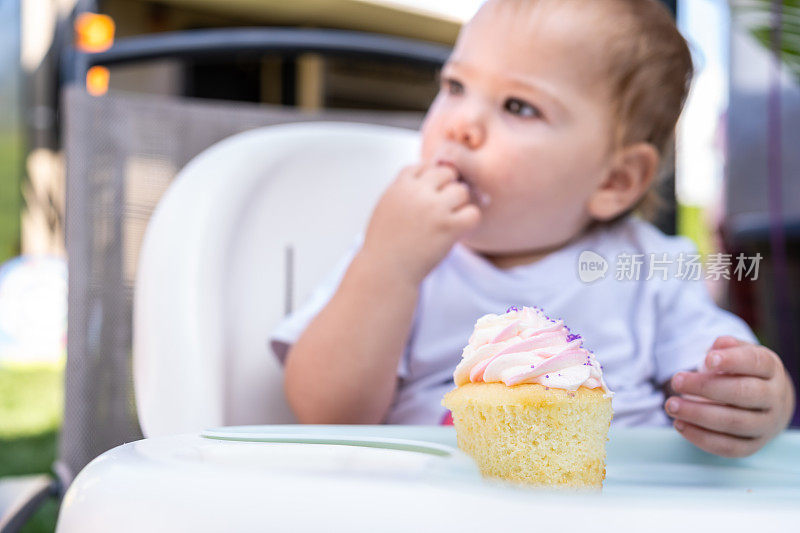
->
[[458, 174, 491, 208], [437, 161, 491, 207]]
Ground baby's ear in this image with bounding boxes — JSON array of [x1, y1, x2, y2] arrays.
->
[[588, 142, 659, 221]]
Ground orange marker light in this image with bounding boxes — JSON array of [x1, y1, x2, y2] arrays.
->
[[86, 66, 110, 96], [75, 13, 115, 53]]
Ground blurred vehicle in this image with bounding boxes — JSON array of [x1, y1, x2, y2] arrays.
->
[[15, 0, 474, 260]]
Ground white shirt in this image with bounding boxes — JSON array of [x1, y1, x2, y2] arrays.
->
[[270, 216, 757, 426]]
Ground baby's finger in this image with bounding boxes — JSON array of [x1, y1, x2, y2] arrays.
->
[[398, 164, 425, 181], [419, 165, 459, 190], [665, 396, 769, 438], [706, 344, 778, 379], [671, 372, 771, 409], [439, 182, 472, 211], [673, 420, 763, 458], [710, 335, 747, 351], [451, 203, 481, 231]]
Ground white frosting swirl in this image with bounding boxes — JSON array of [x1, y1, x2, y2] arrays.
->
[[453, 306, 613, 396]]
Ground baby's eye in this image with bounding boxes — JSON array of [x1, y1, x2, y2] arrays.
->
[[504, 97, 542, 119], [442, 77, 464, 96]]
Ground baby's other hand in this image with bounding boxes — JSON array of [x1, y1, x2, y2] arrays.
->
[[665, 336, 796, 458], [361, 163, 481, 285]]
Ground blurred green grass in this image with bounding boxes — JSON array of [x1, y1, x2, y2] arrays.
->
[[0, 363, 64, 533], [0, 363, 64, 439], [677, 203, 714, 258], [0, 130, 23, 264], [19, 499, 60, 533], [0, 430, 58, 478]]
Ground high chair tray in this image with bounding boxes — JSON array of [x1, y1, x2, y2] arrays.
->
[[203, 425, 800, 492], [57, 426, 800, 533]]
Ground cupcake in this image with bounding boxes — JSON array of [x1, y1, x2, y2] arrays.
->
[[442, 306, 613, 489]]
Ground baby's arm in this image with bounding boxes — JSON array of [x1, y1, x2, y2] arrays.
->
[[284, 164, 480, 424], [665, 336, 796, 457], [283, 249, 419, 424]]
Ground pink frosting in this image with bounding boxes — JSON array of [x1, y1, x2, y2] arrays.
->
[[453, 307, 613, 396]]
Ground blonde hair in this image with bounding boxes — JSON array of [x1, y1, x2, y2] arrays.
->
[[599, 0, 693, 220]]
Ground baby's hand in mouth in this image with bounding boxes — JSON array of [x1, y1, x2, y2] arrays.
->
[[459, 176, 491, 208], [361, 163, 482, 285], [439, 162, 491, 208]]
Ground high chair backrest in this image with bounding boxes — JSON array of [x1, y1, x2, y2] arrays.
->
[[133, 122, 419, 437]]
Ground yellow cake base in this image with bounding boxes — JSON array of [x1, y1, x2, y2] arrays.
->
[[442, 383, 613, 489]]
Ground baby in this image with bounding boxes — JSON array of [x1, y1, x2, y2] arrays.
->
[[272, 0, 795, 458]]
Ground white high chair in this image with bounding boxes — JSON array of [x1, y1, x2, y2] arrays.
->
[[64, 123, 800, 533], [133, 121, 419, 437]]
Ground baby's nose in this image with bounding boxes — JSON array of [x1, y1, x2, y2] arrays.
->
[[447, 112, 486, 149]]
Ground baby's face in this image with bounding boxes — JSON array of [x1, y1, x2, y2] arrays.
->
[[420, 2, 617, 255]]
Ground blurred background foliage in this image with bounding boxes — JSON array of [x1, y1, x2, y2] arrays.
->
[[734, 0, 800, 80]]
